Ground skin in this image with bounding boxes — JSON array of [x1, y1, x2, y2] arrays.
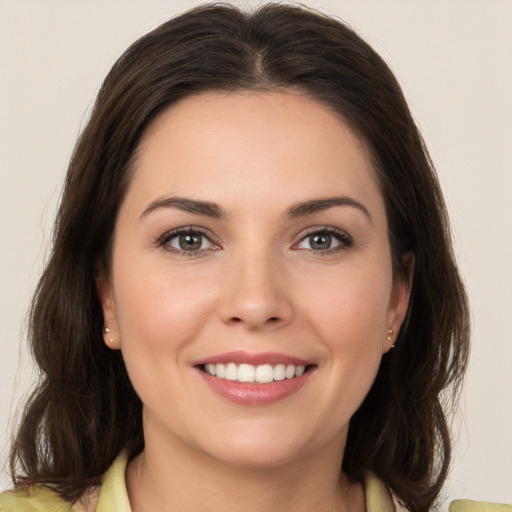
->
[[97, 91, 411, 512]]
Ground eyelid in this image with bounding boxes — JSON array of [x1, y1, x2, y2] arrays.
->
[[156, 226, 220, 254], [292, 226, 354, 252], [155, 225, 352, 256]]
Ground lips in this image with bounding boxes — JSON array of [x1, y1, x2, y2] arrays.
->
[[195, 351, 311, 367], [194, 351, 315, 405]]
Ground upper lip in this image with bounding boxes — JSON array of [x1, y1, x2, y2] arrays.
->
[[193, 351, 313, 367]]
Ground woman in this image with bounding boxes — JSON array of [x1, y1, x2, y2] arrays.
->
[[1, 3, 502, 512]]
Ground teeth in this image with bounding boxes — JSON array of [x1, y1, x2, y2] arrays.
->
[[225, 363, 237, 380], [273, 364, 285, 381], [285, 364, 296, 379], [203, 363, 308, 383], [255, 364, 274, 383], [238, 363, 255, 383], [215, 363, 225, 378]]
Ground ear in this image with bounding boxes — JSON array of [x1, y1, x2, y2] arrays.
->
[[384, 252, 414, 353], [95, 265, 121, 350]]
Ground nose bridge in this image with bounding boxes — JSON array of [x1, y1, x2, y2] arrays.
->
[[218, 243, 292, 329]]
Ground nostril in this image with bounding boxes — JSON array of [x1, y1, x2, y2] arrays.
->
[[229, 316, 280, 325]]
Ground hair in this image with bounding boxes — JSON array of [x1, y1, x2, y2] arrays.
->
[[9, 3, 470, 511]]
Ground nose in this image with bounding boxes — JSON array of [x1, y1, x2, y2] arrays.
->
[[218, 251, 294, 331]]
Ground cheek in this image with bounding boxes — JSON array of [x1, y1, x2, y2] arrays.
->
[[299, 261, 392, 341], [111, 267, 219, 421], [298, 261, 392, 395], [112, 257, 216, 365]]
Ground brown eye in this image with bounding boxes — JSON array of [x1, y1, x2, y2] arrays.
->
[[164, 230, 215, 252], [178, 233, 203, 251]]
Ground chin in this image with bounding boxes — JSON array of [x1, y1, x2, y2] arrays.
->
[[204, 438, 305, 469], [191, 417, 330, 470]]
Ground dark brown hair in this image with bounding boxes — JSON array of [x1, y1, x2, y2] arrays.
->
[[10, 4, 469, 511]]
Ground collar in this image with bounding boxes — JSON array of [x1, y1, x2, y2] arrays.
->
[[94, 452, 397, 512]]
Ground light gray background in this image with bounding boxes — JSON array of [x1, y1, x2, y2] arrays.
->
[[1, 0, 511, 507]]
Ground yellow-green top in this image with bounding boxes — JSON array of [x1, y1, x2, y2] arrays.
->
[[1, 452, 510, 511]]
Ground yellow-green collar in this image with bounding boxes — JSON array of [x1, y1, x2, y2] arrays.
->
[[94, 451, 131, 512], [94, 452, 396, 512]]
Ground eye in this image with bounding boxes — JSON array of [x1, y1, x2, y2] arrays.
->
[[295, 228, 353, 252], [158, 228, 218, 254]]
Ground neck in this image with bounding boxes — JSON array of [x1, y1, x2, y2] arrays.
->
[[126, 427, 364, 512]]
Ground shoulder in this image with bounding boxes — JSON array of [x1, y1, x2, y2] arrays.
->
[[364, 472, 511, 512], [0, 485, 75, 512], [0, 452, 128, 512], [449, 500, 512, 511]]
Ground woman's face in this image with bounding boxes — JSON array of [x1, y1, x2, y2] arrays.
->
[[98, 91, 411, 468]]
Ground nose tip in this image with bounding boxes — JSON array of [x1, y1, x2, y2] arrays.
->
[[218, 260, 293, 331]]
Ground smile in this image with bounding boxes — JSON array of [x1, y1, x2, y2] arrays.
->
[[202, 363, 307, 383], [195, 352, 316, 405]]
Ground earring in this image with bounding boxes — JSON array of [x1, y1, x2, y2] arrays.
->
[[103, 327, 114, 344], [387, 328, 395, 348]]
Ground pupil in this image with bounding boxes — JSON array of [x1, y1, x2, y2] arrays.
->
[[179, 234, 201, 250], [311, 233, 331, 250]]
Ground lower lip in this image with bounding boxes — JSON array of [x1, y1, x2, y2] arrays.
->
[[198, 368, 314, 405]]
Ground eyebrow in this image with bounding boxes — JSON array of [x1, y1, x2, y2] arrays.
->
[[140, 195, 371, 222], [286, 196, 372, 222], [140, 196, 224, 219]]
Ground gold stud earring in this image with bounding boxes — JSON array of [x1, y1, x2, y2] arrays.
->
[[103, 327, 114, 343], [387, 328, 395, 348]]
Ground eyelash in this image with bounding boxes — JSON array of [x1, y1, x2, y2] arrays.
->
[[156, 226, 353, 256], [294, 227, 354, 254], [156, 227, 218, 256]]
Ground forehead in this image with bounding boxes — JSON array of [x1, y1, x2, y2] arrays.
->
[[126, 91, 384, 220]]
